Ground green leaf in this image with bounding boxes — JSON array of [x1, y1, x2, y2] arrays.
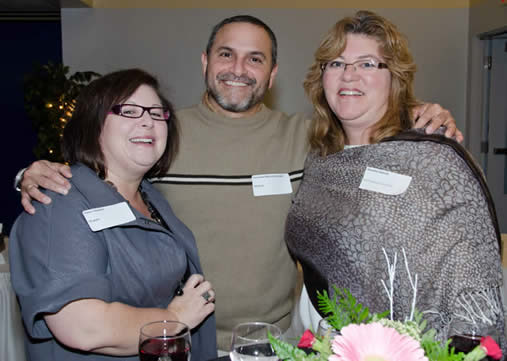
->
[[268, 332, 310, 361], [317, 286, 379, 331]]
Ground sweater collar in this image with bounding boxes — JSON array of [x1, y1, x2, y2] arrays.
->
[[196, 98, 271, 128]]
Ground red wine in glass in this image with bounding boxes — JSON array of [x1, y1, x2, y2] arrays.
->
[[139, 320, 191, 361], [450, 334, 493, 361], [139, 338, 190, 361]]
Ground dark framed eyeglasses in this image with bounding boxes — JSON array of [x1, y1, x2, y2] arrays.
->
[[109, 104, 170, 121]]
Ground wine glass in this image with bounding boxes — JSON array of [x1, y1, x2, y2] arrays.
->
[[139, 320, 191, 361], [316, 318, 340, 339], [448, 319, 499, 359], [230, 322, 282, 361]]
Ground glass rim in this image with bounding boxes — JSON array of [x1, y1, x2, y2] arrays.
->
[[318, 318, 331, 328], [139, 320, 190, 339], [232, 321, 282, 342]]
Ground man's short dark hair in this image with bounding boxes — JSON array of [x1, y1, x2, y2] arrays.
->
[[62, 68, 178, 179], [205, 15, 278, 67]]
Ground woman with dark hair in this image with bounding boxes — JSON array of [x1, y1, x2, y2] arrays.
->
[[287, 11, 505, 346], [9, 69, 217, 361]]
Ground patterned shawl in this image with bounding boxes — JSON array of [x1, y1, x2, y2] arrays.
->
[[286, 130, 504, 347]]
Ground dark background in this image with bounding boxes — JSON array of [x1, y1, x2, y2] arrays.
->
[[0, 17, 62, 234]]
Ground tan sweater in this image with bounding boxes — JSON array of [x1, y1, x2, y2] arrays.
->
[[151, 102, 310, 349]]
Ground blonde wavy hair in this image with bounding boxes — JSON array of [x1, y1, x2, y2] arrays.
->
[[304, 10, 420, 156]]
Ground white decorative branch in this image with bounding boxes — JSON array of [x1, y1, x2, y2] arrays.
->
[[381, 248, 397, 320], [380, 248, 420, 322], [402, 248, 418, 322]]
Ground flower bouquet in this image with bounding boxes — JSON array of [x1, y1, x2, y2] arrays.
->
[[269, 247, 503, 361], [269, 287, 502, 361]]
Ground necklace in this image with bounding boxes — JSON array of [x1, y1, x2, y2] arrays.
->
[[139, 188, 170, 230], [104, 179, 169, 229]]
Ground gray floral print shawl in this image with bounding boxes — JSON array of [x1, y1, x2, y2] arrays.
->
[[286, 129, 505, 349]]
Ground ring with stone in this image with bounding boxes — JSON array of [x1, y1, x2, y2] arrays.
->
[[202, 290, 212, 302]]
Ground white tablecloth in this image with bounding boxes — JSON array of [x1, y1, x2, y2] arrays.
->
[[0, 252, 27, 361]]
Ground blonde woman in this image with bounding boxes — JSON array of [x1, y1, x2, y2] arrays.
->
[[287, 11, 505, 348]]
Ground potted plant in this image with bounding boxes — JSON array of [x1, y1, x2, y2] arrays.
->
[[23, 62, 100, 161]]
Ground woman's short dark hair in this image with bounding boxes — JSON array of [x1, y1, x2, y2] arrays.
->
[[62, 68, 178, 179]]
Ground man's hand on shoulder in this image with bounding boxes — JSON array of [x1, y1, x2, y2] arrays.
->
[[20, 160, 73, 215], [412, 103, 464, 143]]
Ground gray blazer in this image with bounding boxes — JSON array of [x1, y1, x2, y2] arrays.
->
[[9, 163, 217, 361]]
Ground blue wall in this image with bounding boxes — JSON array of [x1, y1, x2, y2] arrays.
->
[[0, 20, 62, 234]]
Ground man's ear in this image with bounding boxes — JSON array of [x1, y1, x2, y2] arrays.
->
[[268, 64, 279, 90], [201, 52, 208, 77]]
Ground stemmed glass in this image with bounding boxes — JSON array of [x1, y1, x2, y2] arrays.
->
[[230, 322, 282, 361], [448, 319, 499, 359], [139, 320, 191, 361]]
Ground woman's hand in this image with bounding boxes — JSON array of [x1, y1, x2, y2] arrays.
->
[[44, 277, 215, 357], [167, 274, 215, 329]]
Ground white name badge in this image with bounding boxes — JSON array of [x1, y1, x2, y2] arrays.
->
[[251, 173, 293, 197], [359, 167, 412, 196], [82, 201, 136, 232]]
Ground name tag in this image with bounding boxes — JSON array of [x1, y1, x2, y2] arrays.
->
[[359, 167, 412, 195], [82, 202, 136, 232], [251, 173, 293, 197]]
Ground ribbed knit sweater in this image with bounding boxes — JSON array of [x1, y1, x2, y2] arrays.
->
[[151, 102, 310, 349]]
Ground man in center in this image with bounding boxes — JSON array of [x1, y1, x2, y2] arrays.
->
[[159, 16, 310, 349]]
